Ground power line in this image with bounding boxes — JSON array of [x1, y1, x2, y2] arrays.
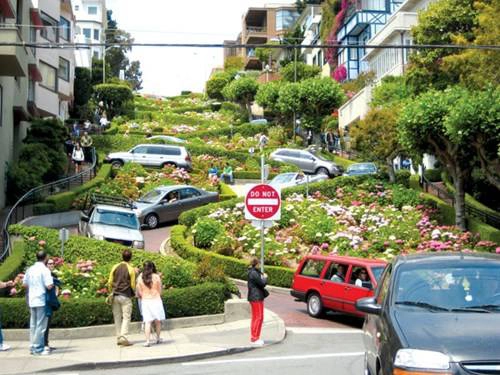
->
[[0, 42, 499, 50]]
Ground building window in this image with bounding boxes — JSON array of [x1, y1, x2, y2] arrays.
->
[[276, 9, 299, 31], [59, 17, 71, 41], [93, 50, 99, 59], [28, 80, 35, 102], [88, 6, 97, 15], [16, 0, 23, 30], [58, 57, 70, 81], [318, 50, 323, 67], [39, 61, 57, 91], [75, 5, 79, 11], [83, 28, 91, 39], [313, 55, 317, 66], [93, 29, 99, 41], [40, 12, 58, 41]]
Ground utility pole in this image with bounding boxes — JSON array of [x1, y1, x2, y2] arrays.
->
[[292, 47, 298, 141]]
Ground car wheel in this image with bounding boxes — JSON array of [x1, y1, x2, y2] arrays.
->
[[145, 214, 159, 229], [316, 167, 330, 177], [111, 160, 123, 169], [307, 292, 323, 318]]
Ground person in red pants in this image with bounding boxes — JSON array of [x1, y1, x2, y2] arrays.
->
[[247, 258, 269, 346]]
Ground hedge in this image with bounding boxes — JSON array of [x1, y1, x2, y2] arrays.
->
[[8, 225, 198, 288], [0, 242, 25, 282], [0, 282, 228, 328], [170, 226, 294, 288], [233, 171, 278, 180], [219, 183, 237, 201], [178, 198, 242, 228], [43, 164, 112, 213]]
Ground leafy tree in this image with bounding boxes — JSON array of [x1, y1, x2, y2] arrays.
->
[[371, 76, 411, 107], [72, 67, 93, 118], [93, 83, 134, 118], [224, 56, 244, 71], [406, 0, 478, 93], [444, 87, 500, 190], [277, 82, 302, 131], [398, 87, 473, 230], [206, 72, 232, 101], [441, 0, 500, 89], [351, 108, 402, 182], [90, 57, 112, 86], [298, 77, 345, 131], [255, 81, 282, 119], [222, 77, 259, 121], [280, 62, 321, 82], [125, 60, 143, 91], [255, 44, 274, 66]]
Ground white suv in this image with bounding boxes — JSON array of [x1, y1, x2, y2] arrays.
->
[[105, 144, 192, 170]]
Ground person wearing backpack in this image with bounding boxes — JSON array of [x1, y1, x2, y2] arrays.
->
[[44, 258, 61, 352]]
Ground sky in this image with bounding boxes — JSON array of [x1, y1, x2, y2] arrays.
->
[[106, 0, 295, 97]]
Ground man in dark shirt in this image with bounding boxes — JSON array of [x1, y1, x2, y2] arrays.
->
[[108, 250, 136, 346]]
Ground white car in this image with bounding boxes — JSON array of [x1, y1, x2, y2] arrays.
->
[[104, 144, 192, 170], [269, 172, 328, 190]]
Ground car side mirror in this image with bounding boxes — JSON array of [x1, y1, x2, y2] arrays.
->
[[355, 296, 382, 315], [80, 214, 89, 222]]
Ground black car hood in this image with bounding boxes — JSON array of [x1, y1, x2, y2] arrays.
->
[[394, 309, 500, 362]]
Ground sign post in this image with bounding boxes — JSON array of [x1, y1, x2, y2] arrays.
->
[[245, 184, 281, 272], [59, 228, 69, 259]]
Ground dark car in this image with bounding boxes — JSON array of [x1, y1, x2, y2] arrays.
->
[[356, 252, 500, 375], [134, 185, 218, 229], [343, 162, 378, 177]]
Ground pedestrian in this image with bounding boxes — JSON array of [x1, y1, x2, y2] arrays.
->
[[208, 164, 219, 179], [44, 258, 61, 353], [72, 143, 85, 173], [108, 249, 136, 347], [247, 258, 269, 346], [100, 113, 108, 133], [306, 130, 313, 146], [23, 251, 54, 356], [80, 132, 93, 163], [136, 261, 165, 347], [220, 163, 233, 184], [325, 130, 335, 153], [0, 279, 15, 351], [72, 121, 80, 138]]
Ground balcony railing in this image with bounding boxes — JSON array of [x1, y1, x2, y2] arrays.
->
[[246, 26, 267, 34]]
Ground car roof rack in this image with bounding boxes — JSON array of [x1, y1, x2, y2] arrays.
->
[[90, 193, 136, 209]]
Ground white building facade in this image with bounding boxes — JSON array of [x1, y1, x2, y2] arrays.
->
[[72, 0, 106, 68]]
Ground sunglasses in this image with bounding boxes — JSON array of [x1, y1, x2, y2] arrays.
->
[[47, 262, 55, 265]]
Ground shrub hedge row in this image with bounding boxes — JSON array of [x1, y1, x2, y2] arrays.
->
[[170, 226, 294, 288], [219, 183, 237, 201], [39, 164, 112, 214], [178, 198, 242, 228], [0, 242, 25, 282], [0, 282, 228, 328]]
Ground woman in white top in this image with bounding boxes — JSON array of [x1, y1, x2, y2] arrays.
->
[[72, 143, 85, 173]]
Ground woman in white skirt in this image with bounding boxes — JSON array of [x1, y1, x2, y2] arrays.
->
[[136, 261, 165, 347]]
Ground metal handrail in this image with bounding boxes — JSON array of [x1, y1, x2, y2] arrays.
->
[[0, 148, 97, 262], [422, 174, 500, 229]]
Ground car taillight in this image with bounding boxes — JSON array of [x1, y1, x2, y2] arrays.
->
[[185, 154, 191, 162]]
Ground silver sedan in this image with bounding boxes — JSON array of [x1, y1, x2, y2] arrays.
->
[[134, 185, 219, 229]]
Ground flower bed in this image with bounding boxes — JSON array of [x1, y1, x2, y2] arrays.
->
[[180, 179, 498, 270]]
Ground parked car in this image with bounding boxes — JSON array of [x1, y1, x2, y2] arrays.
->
[[269, 148, 343, 177], [79, 195, 144, 249], [104, 144, 192, 170], [343, 162, 378, 177], [147, 135, 187, 144], [356, 252, 500, 375], [290, 255, 387, 318], [269, 172, 329, 190], [134, 185, 219, 229]]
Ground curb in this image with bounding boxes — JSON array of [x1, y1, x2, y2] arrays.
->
[[39, 346, 255, 373]]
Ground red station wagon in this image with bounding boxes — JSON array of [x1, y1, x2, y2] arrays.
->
[[291, 255, 387, 318]]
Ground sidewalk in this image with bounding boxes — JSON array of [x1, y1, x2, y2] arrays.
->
[[0, 310, 285, 375]]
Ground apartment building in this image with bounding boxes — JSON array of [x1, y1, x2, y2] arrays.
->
[[294, 5, 324, 69], [224, 3, 299, 71], [0, 0, 76, 209], [72, 0, 106, 68]]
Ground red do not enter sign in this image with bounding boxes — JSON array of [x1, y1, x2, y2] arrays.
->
[[245, 184, 281, 221]]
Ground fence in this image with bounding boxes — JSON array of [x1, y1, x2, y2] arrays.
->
[[422, 175, 500, 229], [0, 148, 97, 263]]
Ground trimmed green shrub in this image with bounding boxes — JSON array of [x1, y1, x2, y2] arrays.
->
[[179, 198, 242, 228], [192, 218, 225, 248], [0, 282, 228, 328], [0, 242, 25, 282], [93, 83, 134, 118], [424, 168, 442, 182], [33, 202, 56, 215], [468, 217, 500, 244], [45, 191, 76, 212], [395, 170, 411, 188], [219, 183, 237, 201], [233, 171, 278, 180], [409, 174, 421, 191], [171, 226, 294, 287]]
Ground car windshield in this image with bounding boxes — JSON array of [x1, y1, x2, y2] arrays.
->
[[349, 164, 376, 173], [394, 261, 500, 312], [271, 174, 295, 184], [91, 209, 139, 230], [138, 189, 163, 203], [371, 266, 386, 282]]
